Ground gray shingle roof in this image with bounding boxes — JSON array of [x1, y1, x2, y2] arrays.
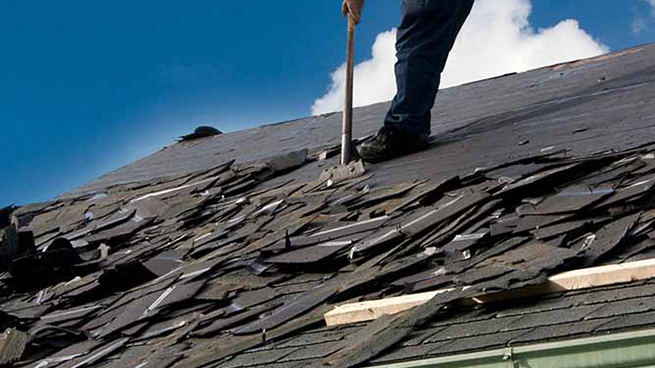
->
[[2, 44, 655, 368]]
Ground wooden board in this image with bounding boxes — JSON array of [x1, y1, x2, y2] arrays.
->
[[324, 289, 454, 327], [549, 258, 655, 290], [325, 258, 655, 326]]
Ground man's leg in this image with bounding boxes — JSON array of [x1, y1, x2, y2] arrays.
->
[[359, 0, 474, 162]]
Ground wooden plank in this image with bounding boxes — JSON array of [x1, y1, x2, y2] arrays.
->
[[325, 289, 454, 327], [549, 258, 655, 290], [324, 258, 655, 326]]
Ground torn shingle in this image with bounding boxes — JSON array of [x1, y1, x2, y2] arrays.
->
[[0, 328, 29, 365], [193, 301, 283, 337], [266, 240, 354, 265], [580, 212, 641, 266], [530, 185, 614, 214]]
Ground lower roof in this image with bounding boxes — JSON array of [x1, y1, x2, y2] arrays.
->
[[223, 279, 655, 368]]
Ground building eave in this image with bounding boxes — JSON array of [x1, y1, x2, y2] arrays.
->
[[372, 328, 655, 368]]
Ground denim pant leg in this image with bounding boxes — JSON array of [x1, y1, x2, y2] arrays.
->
[[384, 0, 474, 136]]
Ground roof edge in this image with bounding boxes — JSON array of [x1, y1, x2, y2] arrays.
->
[[370, 328, 655, 368]]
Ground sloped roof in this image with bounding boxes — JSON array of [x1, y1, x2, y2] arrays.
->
[[71, 44, 655, 196], [2, 44, 655, 368]]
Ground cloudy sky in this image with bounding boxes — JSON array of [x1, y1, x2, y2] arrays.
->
[[313, 0, 613, 114], [2, 0, 655, 205]]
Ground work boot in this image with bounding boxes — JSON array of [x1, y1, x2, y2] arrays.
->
[[357, 126, 429, 163]]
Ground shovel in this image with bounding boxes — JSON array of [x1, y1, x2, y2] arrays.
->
[[340, 15, 357, 165], [319, 16, 366, 187], [319, 15, 366, 187]]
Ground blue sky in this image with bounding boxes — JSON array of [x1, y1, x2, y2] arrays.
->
[[2, 0, 654, 206]]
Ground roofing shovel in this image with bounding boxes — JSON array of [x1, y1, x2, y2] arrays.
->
[[341, 15, 356, 165], [319, 14, 366, 187]]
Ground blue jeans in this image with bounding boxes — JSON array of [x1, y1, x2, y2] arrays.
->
[[384, 0, 474, 136]]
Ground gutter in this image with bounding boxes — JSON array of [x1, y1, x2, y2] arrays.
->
[[371, 328, 655, 368]]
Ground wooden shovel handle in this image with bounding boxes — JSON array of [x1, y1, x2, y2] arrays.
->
[[341, 16, 356, 165]]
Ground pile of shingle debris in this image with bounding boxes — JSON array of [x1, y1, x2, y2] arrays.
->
[[3, 143, 655, 368]]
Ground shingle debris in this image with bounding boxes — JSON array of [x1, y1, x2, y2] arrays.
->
[[3, 142, 655, 368]]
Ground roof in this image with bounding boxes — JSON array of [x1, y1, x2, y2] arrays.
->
[[2, 44, 655, 368], [70, 44, 655, 196]]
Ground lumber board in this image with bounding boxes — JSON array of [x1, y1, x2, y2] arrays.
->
[[324, 258, 655, 326], [549, 258, 655, 290], [324, 289, 454, 327]]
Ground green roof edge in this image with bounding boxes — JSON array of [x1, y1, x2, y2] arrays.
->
[[371, 328, 655, 368]]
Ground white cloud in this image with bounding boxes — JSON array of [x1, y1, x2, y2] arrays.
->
[[633, 0, 655, 34], [632, 17, 648, 34], [646, 0, 655, 12], [312, 0, 609, 115]]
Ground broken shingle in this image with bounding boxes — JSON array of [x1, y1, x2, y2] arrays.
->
[[495, 163, 583, 198], [401, 190, 490, 238], [596, 176, 655, 208], [319, 160, 367, 187], [532, 218, 609, 240], [98, 293, 161, 338], [0, 328, 29, 365], [265, 149, 309, 173], [530, 185, 614, 214], [580, 212, 641, 266], [62, 337, 130, 368], [234, 284, 339, 335], [266, 240, 353, 265], [40, 305, 103, 325], [226, 287, 280, 313], [193, 301, 283, 337], [142, 250, 183, 277], [98, 261, 159, 292], [484, 242, 579, 272]]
